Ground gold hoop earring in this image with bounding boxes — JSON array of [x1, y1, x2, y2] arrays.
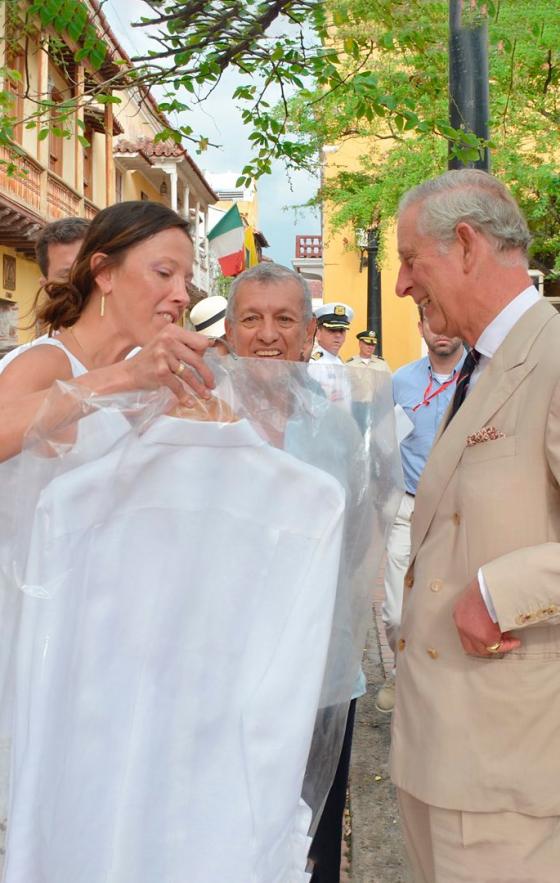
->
[[100, 294, 106, 318]]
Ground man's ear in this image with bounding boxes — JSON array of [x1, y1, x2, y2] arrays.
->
[[224, 318, 233, 342], [455, 222, 478, 272], [304, 316, 317, 347]]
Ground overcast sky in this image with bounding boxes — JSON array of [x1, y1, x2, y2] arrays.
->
[[104, 1, 321, 267]]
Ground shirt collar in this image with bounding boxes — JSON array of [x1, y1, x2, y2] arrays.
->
[[141, 414, 267, 448], [475, 285, 541, 358], [427, 350, 466, 381]]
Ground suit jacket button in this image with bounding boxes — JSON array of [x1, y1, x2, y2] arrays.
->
[[430, 579, 443, 593], [404, 574, 414, 589], [427, 647, 439, 659], [452, 512, 461, 525], [398, 638, 406, 651]]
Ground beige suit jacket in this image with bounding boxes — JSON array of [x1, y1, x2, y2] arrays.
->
[[390, 299, 560, 817]]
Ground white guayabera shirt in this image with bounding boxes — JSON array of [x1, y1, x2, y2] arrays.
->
[[5, 414, 346, 883]]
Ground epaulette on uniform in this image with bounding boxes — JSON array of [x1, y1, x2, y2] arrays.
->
[[311, 351, 323, 361]]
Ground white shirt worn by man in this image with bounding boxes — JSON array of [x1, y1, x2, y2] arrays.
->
[[470, 285, 542, 618]]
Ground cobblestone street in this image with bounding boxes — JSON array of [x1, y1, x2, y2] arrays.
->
[[342, 570, 411, 883]]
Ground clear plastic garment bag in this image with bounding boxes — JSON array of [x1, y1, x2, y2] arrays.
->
[[1, 355, 403, 883]]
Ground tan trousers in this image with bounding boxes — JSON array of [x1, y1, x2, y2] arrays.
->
[[397, 788, 560, 883]]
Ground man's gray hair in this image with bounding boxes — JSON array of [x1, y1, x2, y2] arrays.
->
[[226, 263, 313, 322], [399, 169, 531, 256]]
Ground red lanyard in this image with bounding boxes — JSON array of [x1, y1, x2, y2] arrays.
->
[[412, 371, 458, 412]]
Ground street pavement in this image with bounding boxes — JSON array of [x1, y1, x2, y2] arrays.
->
[[342, 570, 412, 883]]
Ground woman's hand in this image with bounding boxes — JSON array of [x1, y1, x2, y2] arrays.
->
[[123, 325, 215, 403]]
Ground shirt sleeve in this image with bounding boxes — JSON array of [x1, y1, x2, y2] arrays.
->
[[477, 567, 498, 623]]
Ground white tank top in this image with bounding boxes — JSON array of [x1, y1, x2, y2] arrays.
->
[[0, 336, 87, 378], [0, 337, 88, 575]]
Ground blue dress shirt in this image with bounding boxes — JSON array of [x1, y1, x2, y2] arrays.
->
[[393, 351, 466, 495]]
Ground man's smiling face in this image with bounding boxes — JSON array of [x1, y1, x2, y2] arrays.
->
[[225, 279, 315, 361], [396, 203, 466, 340]]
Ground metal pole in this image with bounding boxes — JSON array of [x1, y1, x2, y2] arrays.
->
[[366, 228, 382, 356], [448, 0, 490, 171]]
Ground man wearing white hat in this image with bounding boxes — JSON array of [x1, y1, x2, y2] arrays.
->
[[309, 303, 354, 408], [189, 295, 230, 356], [189, 295, 228, 338], [311, 303, 354, 364]]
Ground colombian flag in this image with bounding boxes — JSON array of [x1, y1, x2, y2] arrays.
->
[[244, 227, 259, 269]]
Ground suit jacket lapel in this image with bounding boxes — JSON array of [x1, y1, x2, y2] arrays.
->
[[410, 299, 557, 562]]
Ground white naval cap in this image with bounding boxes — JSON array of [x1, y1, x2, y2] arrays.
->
[[315, 302, 354, 329]]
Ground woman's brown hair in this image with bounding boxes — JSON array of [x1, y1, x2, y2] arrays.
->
[[38, 201, 192, 332]]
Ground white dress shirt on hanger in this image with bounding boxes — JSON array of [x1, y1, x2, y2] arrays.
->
[[6, 413, 346, 883]]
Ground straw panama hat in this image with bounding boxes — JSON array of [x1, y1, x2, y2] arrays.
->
[[189, 295, 228, 337]]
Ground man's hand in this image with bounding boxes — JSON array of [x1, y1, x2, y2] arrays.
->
[[453, 579, 521, 657]]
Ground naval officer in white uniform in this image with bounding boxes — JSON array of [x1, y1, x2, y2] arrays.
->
[[310, 303, 353, 364], [309, 303, 354, 407]]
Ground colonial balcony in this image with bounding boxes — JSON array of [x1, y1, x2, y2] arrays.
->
[[0, 145, 101, 257], [46, 172, 82, 220], [0, 146, 43, 256], [83, 198, 99, 220], [192, 254, 209, 299], [295, 235, 322, 259], [0, 147, 42, 215], [292, 234, 323, 282]]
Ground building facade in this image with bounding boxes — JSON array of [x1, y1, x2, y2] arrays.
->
[[321, 140, 420, 369], [0, 0, 216, 352]]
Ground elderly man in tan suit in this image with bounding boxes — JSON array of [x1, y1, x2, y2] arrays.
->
[[390, 169, 560, 883]]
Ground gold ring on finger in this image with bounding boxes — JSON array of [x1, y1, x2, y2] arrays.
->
[[486, 641, 503, 654], [175, 360, 187, 377]]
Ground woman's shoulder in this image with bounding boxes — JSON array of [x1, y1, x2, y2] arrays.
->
[[0, 339, 78, 398]]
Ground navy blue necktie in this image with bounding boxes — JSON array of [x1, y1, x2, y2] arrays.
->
[[445, 349, 480, 427]]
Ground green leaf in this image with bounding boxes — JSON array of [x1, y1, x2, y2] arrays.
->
[[95, 94, 121, 106]]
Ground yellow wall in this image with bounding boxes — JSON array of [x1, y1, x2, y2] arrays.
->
[[126, 172, 165, 203], [113, 91, 162, 142], [91, 130, 107, 208], [0, 247, 42, 344], [322, 142, 421, 371], [19, 42, 41, 159], [48, 62, 76, 187], [3, 33, 42, 160], [379, 226, 423, 372]]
